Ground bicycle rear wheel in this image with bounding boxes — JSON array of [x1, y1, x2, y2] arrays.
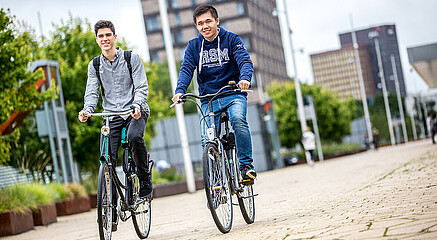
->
[[97, 162, 113, 240], [132, 175, 151, 239], [203, 143, 233, 233]]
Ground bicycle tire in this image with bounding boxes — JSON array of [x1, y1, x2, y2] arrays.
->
[[97, 162, 113, 240], [203, 143, 233, 233], [132, 174, 151, 239]]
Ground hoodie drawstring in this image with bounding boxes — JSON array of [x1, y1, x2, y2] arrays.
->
[[199, 39, 204, 74], [198, 34, 221, 75]]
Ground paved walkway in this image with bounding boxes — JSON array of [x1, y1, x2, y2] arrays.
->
[[3, 140, 436, 240]]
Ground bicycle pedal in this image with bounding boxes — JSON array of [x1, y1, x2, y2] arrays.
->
[[242, 178, 254, 186]]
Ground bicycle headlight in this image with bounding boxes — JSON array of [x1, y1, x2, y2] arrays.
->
[[101, 126, 110, 136]]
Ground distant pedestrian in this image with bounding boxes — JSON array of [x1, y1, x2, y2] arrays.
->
[[302, 127, 316, 166], [364, 133, 370, 150], [430, 114, 436, 144], [372, 128, 379, 150]]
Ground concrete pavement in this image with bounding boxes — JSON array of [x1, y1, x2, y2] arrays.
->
[[2, 140, 436, 240]]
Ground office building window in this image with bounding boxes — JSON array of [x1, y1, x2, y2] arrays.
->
[[146, 16, 159, 31], [171, 0, 178, 8], [175, 30, 184, 44], [191, 0, 196, 6], [237, 2, 244, 15], [174, 13, 181, 26], [241, 36, 250, 50], [151, 51, 159, 62]]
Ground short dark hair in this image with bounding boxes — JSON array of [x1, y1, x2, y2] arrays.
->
[[193, 4, 218, 24], [94, 20, 115, 36]]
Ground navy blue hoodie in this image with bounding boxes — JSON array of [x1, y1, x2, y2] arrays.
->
[[175, 27, 253, 103]]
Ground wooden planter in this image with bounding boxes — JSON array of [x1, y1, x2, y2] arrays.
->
[[89, 194, 97, 209], [153, 179, 204, 198], [0, 210, 34, 236], [55, 196, 91, 216], [32, 203, 57, 226]]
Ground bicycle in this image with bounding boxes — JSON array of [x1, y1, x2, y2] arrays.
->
[[85, 110, 153, 240], [171, 81, 257, 233]]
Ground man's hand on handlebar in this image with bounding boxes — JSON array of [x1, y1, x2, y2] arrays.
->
[[238, 79, 250, 90], [131, 107, 141, 120], [78, 110, 90, 122], [172, 93, 183, 104]]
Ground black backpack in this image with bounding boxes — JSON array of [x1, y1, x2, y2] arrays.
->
[[92, 50, 133, 96]]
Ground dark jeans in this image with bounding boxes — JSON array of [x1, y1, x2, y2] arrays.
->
[[100, 114, 149, 180], [432, 130, 435, 144]]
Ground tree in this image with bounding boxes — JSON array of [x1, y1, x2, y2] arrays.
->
[[267, 81, 356, 149], [0, 9, 56, 163]]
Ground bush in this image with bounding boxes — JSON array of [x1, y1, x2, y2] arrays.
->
[[82, 174, 98, 195], [152, 166, 184, 185], [0, 183, 59, 213], [66, 184, 87, 198], [49, 183, 74, 201]]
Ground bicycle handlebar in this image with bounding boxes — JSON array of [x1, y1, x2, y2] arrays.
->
[[84, 110, 133, 117], [170, 82, 253, 108]]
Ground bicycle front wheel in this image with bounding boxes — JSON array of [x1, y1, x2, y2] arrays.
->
[[203, 143, 233, 233], [97, 162, 113, 240], [132, 175, 151, 239]]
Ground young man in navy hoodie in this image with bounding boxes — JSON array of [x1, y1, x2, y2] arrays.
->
[[172, 4, 257, 182]]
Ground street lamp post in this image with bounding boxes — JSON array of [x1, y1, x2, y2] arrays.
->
[[390, 54, 408, 143], [349, 15, 373, 147], [274, 0, 307, 136], [374, 38, 396, 145], [158, 0, 196, 193]]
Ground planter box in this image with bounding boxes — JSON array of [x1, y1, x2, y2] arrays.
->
[[153, 179, 204, 198], [32, 203, 57, 226], [55, 196, 91, 216], [0, 210, 33, 236], [89, 194, 97, 209]]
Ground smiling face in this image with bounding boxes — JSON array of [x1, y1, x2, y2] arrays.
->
[[96, 28, 117, 52], [195, 11, 219, 41]]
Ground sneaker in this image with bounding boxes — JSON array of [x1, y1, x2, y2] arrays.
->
[[241, 166, 257, 181], [139, 180, 153, 198]]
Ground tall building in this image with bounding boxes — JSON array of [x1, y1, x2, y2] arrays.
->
[[311, 46, 376, 100], [141, 0, 289, 103], [339, 24, 407, 97]]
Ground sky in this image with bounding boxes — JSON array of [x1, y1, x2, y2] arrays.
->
[[1, 0, 436, 94]]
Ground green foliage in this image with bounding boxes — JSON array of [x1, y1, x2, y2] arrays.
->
[[0, 183, 59, 213], [0, 8, 57, 163], [267, 81, 356, 148], [9, 115, 54, 182], [66, 183, 87, 198], [151, 166, 184, 185], [49, 183, 74, 201]]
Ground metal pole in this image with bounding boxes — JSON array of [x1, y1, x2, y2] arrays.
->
[[416, 95, 425, 138], [411, 114, 417, 140], [158, 0, 196, 193], [282, 0, 307, 135], [308, 96, 323, 162], [390, 55, 408, 143], [374, 38, 395, 145], [350, 15, 373, 145]]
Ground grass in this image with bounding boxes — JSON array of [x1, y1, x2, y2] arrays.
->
[[0, 183, 59, 214], [49, 183, 74, 201]]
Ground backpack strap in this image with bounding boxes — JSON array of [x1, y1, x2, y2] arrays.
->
[[124, 50, 133, 81], [92, 56, 105, 96]]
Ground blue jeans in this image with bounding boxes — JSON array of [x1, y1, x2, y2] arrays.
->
[[200, 94, 254, 169]]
